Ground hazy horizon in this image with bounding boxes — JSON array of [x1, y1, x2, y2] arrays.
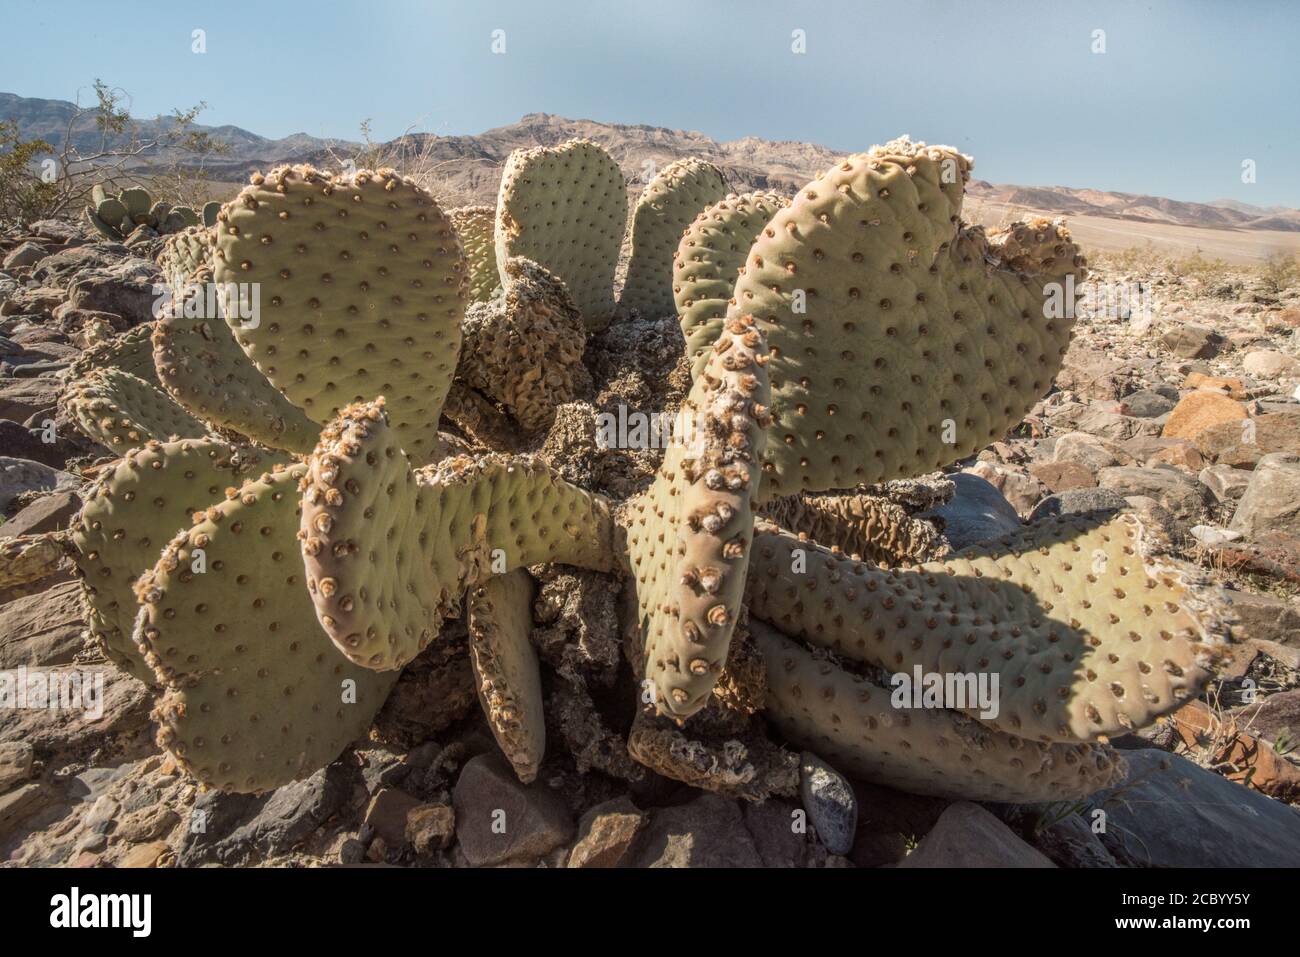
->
[[4, 0, 1298, 207]]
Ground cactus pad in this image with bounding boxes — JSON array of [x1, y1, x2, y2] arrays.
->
[[157, 225, 213, 285], [454, 257, 590, 435], [494, 138, 626, 329], [299, 399, 617, 671], [134, 462, 398, 792], [62, 367, 209, 449], [448, 205, 500, 303], [753, 621, 1127, 802], [620, 158, 728, 319], [621, 313, 770, 720], [747, 514, 1223, 743], [213, 165, 466, 465], [730, 138, 1085, 498], [152, 298, 320, 454], [67, 323, 161, 387], [468, 569, 545, 782], [760, 491, 948, 566], [674, 190, 787, 377]]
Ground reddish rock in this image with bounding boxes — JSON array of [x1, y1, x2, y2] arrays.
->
[[1162, 391, 1249, 441]]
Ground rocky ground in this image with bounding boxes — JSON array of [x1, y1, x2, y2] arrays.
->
[[1, 218, 1299, 868]]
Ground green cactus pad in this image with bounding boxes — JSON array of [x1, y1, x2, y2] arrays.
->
[[156, 226, 213, 285], [70, 439, 278, 684], [120, 188, 152, 219], [152, 297, 320, 455], [620, 158, 728, 319], [67, 323, 161, 387], [454, 257, 590, 435], [202, 201, 221, 228], [675, 190, 787, 378], [753, 621, 1127, 802], [448, 205, 500, 303], [212, 164, 466, 465], [468, 569, 545, 782], [759, 491, 948, 566], [747, 514, 1224, 744], [622, 313, 771, 720], [494, 138, 626, 329], [729, 138, 1085, 499], [134, 462, 399, 793], [299, 399, 617, 671], [62, 367, 209, 449]]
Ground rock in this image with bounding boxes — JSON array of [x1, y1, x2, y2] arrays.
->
[[29, 244, 132, 286], [1026, 487, 1128, 523], [898, 802, 1055, 868], [1198, 463, 1252, 503], [799, 752, 857, 855], [848, 779, 950, 868], [1194, 412, 1300, 463], [0, 782, 48, 835], [1147, 443, 1205, 472], [1223, 590, 1300, 646], [1027, 460, 1096, 492], [113, 805, 179, 844], [625, 793, 763, 868], [566, 796, 645, 868], [338, 838, 366, 864], [0, 580, 86, 668], [0, 457, 78, 513], [1096, 465, 1212, 525], [65, 271, 160, 325], [0, 741, 35, 792], [1160, 323, 1222, 359], [452, 753, 575, 867], [1189, 525, 1243, 547], [1055, 353, 1137, 400], [1093, 750, 1300, 867], [1162, 391, 1250, 441], [0, 420, 85, 470], [1117, 389, 1175, 418], [1069, 408, 1159, 442], [364, 788, 422, 847], [1243, 349, 1300, 380], [3, 242, 47, 270], [1243, 689, 1300, 745], [741, 797, 816, 868], [1182, 372, 1247, 399], [965, 462, 1044, 519], [115, 840, 170, 868], [1052, 431, 1132, 471], [1026, 812, 1118, 868], [919, 472, 1020, 550], [0, 379, 60, 424], [0, 489, 82, 538], [1230, 453, 1300, 539], [406, 803, 456, 855]]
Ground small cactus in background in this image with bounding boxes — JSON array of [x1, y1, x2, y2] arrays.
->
[[86, 183, 201, 241]]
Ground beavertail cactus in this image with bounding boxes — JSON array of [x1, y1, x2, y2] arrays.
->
[[620, 158, 728, 318], [62, 366, 209, 449], [135, 462, 398, 792], [212, 165, 467, 465], [448, 205, 500, 303], [87, 184, 200, 240], [156, 225, 213, 285], [495, 138, 627, 329], [729, 138, 1084, 499], [674, 190, 788, 377], [67, 323, 161, 386], [760, 490, 949, 565]]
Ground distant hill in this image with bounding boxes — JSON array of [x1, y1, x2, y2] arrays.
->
[[4, 92, 1297, 233]]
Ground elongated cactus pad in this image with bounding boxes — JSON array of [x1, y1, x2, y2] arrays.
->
[[760, 491, 948, 566], [299, 399, 617, 671], [468, 569, 545, 782], [675, 191, 787, 377], [621, 158, 728, 319], [134, 462, 398, 792], [213, 165, 466, 465], [62, 367, 209, 449], [747, 514, 1223, 743], [453, 257, 589, 435], [621, 313, 770, 720], [731, 138, 1085, 498], [153, 298, 320, 454], [753, 621, 1127, 802], [448, 205, 499, 303], [70, 439, 273, 684], [495, 138, 626, 329], [67, 323, 161, 387]]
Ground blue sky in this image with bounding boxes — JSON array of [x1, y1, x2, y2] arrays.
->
[[4, 0, 1297, 207]]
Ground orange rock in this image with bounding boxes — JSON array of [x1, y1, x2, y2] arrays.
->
[[1161, 700, 1300, 802], [1182, 372, 1247, 399], [1147, 443, 1205, 471], [1162, 391, 1250, 441]]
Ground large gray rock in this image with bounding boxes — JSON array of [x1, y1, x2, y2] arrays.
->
[[898, 802, 1055, 868], [1242, 349, 1300, 380], [1224, 590, 1300, 647], [1092, 750, 1300, 867], [0, 581, 85, 668], [0, 380, 60, 425], [0, 489, 82, 537], [626, 793, 763, 868], [1097, 465, 1212, 526], [1052, 431, 1133, 471], [1027, 487, 1128, 523], [799, 752, 857, 855], [1198, 463, 1252, 503], [1160, 323, 1222, 359], [452, 753, 574, 866], [921, 472, 1020, 550], [1230, 453, 1300, 539], [0, 457, 78, 512]]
